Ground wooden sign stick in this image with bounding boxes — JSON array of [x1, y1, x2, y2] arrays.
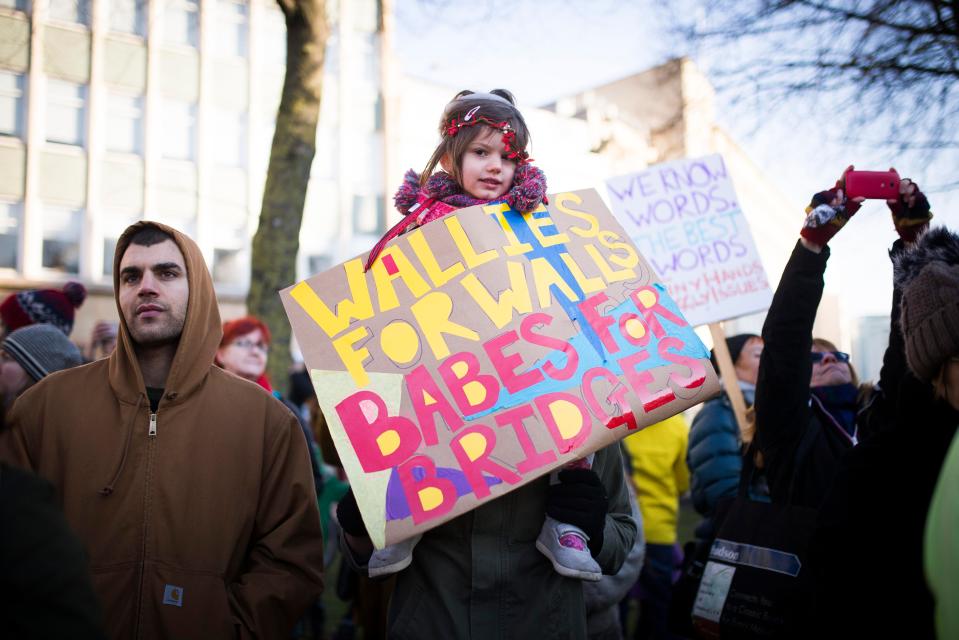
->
[[707, 322, 749, 438]]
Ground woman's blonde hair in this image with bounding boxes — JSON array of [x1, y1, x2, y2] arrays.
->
[[812, 337, 859, 386], [933, 363, 950, 401], [740, 406, 764, 468]]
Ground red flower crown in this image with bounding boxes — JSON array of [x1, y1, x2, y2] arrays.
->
[[443, 112, 531, 164]]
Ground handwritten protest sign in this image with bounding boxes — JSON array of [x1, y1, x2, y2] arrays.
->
[[282, 189, 719, 548], [605, 154, 772, 327]]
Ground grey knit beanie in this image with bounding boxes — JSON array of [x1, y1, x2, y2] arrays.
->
[[894, 227, 959, 382], [2, 323, 83, 382]]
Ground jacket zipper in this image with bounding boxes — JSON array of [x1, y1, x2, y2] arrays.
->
[[135, 409, 158, 638], [810, 395, 857, 445]]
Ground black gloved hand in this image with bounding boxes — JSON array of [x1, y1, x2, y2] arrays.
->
[[335, 488, 369, 539], [545, 468, 609, 557]]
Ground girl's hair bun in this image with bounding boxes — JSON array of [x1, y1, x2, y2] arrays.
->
[[450, 89, 516, 106]]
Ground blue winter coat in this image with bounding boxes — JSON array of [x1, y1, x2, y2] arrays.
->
[[687, 392, 743, 517]]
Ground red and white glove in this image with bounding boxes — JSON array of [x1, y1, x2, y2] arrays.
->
[[800, 167, 862, 248], [887, 176, 933, 244]]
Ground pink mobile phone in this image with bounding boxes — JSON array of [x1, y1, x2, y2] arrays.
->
[[844, 169, 900, 200]]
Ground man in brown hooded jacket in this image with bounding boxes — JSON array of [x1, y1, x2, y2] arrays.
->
[[0, 222, 324, 639]]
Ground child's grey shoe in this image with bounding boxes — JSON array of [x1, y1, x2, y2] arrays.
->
[[535, 516, 602, 582], [368, 533, 422, 578]]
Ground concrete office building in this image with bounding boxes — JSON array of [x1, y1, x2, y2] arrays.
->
[[1, 3, 842, 351], [0, 0, 386, 341]]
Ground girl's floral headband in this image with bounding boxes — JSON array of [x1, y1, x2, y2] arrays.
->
[[443, 107, 530, 164]]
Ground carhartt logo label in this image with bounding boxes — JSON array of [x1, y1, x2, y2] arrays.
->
[[162, 584, 184, 607]]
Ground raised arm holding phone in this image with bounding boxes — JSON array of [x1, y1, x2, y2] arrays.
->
[[809, 169, 954, 639]]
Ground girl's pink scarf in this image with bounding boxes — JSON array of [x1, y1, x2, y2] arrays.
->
[[365, 164, 548, 271]]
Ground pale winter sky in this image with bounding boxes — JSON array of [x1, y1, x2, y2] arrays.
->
[[392, 0, 959, 326]]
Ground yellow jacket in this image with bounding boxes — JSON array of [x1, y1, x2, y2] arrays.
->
[[622, 414, 690, 544]]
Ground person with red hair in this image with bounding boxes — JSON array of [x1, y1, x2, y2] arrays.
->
[[215, 316, 273, 390]]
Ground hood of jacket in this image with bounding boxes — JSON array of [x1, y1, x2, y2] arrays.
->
[[107, 221, 222, 405]]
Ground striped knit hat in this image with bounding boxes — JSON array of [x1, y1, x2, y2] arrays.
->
[[0, 282, 87, 336], [2, 324, 83, 382]]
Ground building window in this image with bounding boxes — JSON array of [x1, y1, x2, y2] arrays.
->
[[48, 0, 90, 25], [211, 107, 246, 167], [102, 211, 139, 276], [311, 126, 336, 180], [105, 93, 143, 154], [307, 253, 330, 276], [164, 0, 199, 48], [212, 247, 243, 284], [215, 0, 248, 58], [352, 194, 381, 235], [110, 0, 146, 36], [0, 71, 25, 139], [0, 0, 29, 13], [161, 99, 196, 160], [0, 201, 21, 270], [361, 33, 377, 85], [262, 8, 286, 66], [46, 79, 87, 147], [42, 204, 82, 273]]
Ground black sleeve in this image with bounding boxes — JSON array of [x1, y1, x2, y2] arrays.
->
[[859, 240, 936, 438], [594, 444, 638, 576], [0, 464, 106, 639], [282, 397, 324, 497], [877, 244, 908, 398], [755, 240, 829, 497]]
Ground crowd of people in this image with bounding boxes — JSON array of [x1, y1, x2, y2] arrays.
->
[[0, 87, 956, 640]]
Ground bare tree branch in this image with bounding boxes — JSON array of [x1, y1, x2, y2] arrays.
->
[[669, 0, 959, 168]]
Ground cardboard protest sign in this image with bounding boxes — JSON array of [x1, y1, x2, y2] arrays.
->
[[605, 154, 773, 326], [282, 189, 719, 548]]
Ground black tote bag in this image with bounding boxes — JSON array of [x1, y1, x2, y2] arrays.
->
[[690, 442, 817, 639]]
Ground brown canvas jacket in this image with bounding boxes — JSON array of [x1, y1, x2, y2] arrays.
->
[[0, 222, 324, 639]]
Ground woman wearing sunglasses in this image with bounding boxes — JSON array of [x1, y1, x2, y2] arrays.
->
[[754, 172, 870, 514], [812, 220, 959, 640], [764, 173, 956, 639], [752, 171, 950, 638]]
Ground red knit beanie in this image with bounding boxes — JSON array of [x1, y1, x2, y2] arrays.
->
[[0, 282, 87, 336]]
